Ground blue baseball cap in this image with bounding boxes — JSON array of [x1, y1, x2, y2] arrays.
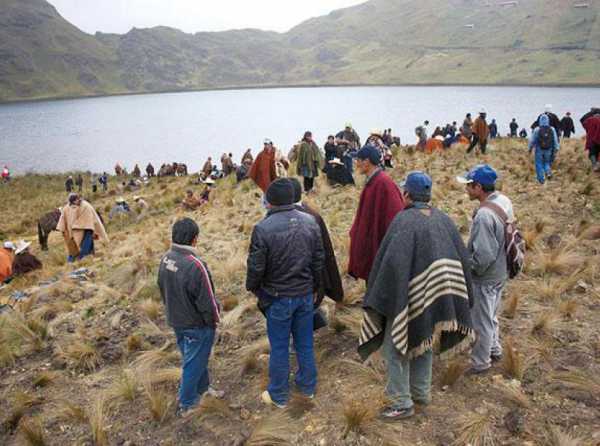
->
[[456, 164, 498, 186], [400, 171, 433, 200], [356, 145, 381, 165]]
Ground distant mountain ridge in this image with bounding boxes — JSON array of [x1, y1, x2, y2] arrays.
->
[[1, 0, 599, 102]]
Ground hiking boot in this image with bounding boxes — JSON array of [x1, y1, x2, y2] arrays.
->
[[491, 354, 503, 363], [207, 387, 225, 399], [261, 391, 287, 409], [380, 406, 415, 420]]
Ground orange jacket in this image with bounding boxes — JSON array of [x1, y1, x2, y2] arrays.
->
[[0, 249, 13, 283], [473, 117, 490, 141]]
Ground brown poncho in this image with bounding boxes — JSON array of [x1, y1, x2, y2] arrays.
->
[[249, 148, 277, 193], [57, 200, 108, 254]]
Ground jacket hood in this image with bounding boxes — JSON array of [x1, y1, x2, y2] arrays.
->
[[539, 114, 550, 127]]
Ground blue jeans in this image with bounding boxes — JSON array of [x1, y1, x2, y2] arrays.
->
[[382, 322, 432, 409], [534, 148, 552, 184], [266, 295, 317, 405], [174, 327, 215, 410], [67, 230, 95, 263]]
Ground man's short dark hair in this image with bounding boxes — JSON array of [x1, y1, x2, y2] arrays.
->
[[473, 182, 495, 193], [172, 218, 199, 246], [407, 191, 431, 203]]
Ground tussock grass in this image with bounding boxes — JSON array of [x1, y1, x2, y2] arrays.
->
[[88, 396, 109, 446], [531, 312, 556, 337], [109, 368, 139, 403], [342, 399, 376, 438], [246, 411, 295, 446], [18, 417, 47, 446], [59, 340, 100, 371], [502, 339, 525, 380], [32, 371, 56, 388], [131, 342, 178, 372], [545, 426, 582, 446], [497, 382, 531, 408], [440, 359, 467, 387], [503, 292, 520, 318], [551, 367, 600, 395], [146, 367, 181, 386], [338, 359, 384, 385], [126, 334, 143, 353], [331, 307, 362, 336], [144, 383, 173, 424], [57, 400, 87, 423], [558, 299, 577, 318], [139, 299, 162, 320], [453, 411, 496, 446], [531, 248, 585, 277]]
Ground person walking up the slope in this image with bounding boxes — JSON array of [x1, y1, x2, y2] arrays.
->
[[158, 218, 223, 415], [467, 110, 489, 155], [348, 146, 405, 283], [581, 108, 600, 172], [529, 114, 559, 185], [246, 179, 324, 409], [358, 172, 474, 420], [457, 165, 515, 375]]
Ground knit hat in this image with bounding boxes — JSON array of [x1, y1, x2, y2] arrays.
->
[[356, 145, 381, 166], [266, 178, 295, 206]]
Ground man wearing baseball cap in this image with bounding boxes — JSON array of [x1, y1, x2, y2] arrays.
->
[[359, 171, 474, 419], [348, 146, 405, 283], [457, 165, 514, 374]]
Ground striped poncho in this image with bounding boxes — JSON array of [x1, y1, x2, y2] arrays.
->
[[358, 206, 475, 361]]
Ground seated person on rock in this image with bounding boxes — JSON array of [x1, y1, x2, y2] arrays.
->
[[12, 240, 42, 277]]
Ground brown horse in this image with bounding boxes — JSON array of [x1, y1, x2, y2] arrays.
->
[[37, 209, 61, 251]]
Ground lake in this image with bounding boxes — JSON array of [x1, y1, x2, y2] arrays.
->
[[1, 86, 599, 175]]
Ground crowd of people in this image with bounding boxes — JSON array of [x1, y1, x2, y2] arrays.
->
[[3, 105, 600, 424]]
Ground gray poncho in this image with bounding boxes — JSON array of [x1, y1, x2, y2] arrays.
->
[[358, 206, 475, 361]]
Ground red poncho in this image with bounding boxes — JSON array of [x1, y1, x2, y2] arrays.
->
[[249, 148, 277, 193], [583, 115, 600, 152], [348, 170, 405, 281]]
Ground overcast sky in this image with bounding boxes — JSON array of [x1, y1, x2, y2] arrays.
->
[[49, 0, 366, 34]]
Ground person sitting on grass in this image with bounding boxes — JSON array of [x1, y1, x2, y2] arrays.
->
[[12, 240, 42, 277], [109, 197, 131, 219], [182, 190, 203, 211], [0, 241, 16, 284], [158, 218, 223, 415]]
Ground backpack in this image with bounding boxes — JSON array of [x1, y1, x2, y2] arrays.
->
[[479, 202, 526, 279], [538, 126, 553, 150]]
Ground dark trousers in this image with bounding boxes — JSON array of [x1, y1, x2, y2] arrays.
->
[[303, 177, 314, 193], [174, 327, 215, 410], [467, 135, 487, 154], [590, 143, 600, 167]]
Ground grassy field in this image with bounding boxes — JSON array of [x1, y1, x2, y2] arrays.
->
[[1, 138, 599, 445]]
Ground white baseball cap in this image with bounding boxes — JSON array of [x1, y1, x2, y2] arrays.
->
[[3, 241, 16, 251]]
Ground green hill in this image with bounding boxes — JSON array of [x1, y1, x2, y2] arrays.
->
[[1, 0, 600, 102]]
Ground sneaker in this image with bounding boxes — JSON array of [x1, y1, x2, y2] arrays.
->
[[380, 406, 415, 420], [261, 391, 287, 409], [207, 387, 225, 399]]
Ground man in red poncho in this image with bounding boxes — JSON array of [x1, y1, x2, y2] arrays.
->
[[581, 108, 600, 172], [348, 145, 405, 282], [249, 139, 277, 193]]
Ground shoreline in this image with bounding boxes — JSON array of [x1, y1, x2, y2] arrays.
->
[[2, 81, 600, 106]]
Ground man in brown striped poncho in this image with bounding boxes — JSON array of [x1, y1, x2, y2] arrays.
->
[[358, 172, 474, 420]]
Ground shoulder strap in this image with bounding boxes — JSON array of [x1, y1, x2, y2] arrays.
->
[[479, 201, 508, 224]]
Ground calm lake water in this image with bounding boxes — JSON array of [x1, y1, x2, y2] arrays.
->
[[1, 86, 599, 174]]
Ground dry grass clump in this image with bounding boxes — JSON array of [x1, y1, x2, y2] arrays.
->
[[339, 359, 384, 386], [147, 367, 181, 386], [144, 383, 173, 424], [453, 411, 496, 446], [18, 417, 47, 446], [440, 359, 467, 387], [558, 299, 577, 319], [131, 342, 179, 372], [109, 368, 139, 403], [139, 299, 162, 320], [502, 339, 525, 380], [342, 399, 376, 438], [503, 292, 520, 318], [246, 411, 295, 446], [186, 395, 233, 425], [4, 391, 44, 432], [331, 307, 362, 336], [545, 425, 583, 446], [221, 295, 239, 312], [60, 340, 100, 371], [126, 334, 143, 353], [531, 248, 585, 276], [496, 381, 531, 408], [57, 401, 87, 423], [551, 367, 600, 395], [88, 396, 109, 446], [32, 371, 56, 388], [531, 312, 556, 337]]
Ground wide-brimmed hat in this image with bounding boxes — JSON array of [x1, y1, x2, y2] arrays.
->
[[15, 240, 32, 255], [203, 178, 216, 185], [370, 129, 383, 137], [116, 197, 126, 203], [328, 158, 345, 166]]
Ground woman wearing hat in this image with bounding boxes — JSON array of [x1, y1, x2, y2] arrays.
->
[[326, 157, 355, 187]]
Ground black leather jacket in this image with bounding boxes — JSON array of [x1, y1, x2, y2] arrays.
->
[[246, 205, 325, 297]]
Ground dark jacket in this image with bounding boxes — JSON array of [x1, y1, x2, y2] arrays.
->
[[531, 112, 560, 136], [246, 205, 325, 298], [158, 244, 220, 329]]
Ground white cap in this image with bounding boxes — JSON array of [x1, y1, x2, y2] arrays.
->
[[264, 138, 272, 145], [479, 108, 487, 114], [3, 241, 16, 251], [203, 178, 216, 185], [328, 157, 345, 166]]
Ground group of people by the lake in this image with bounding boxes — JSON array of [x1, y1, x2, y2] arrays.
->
[[158, 153, 520, 419]]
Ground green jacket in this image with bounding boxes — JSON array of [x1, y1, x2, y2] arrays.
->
[[296, 141, 323, 178]]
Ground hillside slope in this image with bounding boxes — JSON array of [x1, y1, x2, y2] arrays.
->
[[1, 0, 600, 102]]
